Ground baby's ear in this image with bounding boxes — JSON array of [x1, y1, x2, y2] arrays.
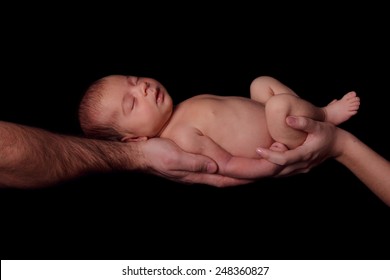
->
[[121, 135, 148, 142]]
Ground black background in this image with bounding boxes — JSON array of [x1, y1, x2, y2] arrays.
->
[[1, 6, 389, 260]]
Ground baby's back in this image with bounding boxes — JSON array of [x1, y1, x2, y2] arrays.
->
[[164, 94, 273, 158]]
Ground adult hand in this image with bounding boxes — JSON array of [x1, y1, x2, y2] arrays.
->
[[256, 116, 339, 177], [140, 137, 253, 187]]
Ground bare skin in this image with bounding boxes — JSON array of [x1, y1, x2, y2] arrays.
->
[[324, 92, 360, 125], [2, 114, 387, 207], [250, 76, 360, 149], [257, 116, 390, 207], [0, 77, 369, 191], [0, 121, 252, 188], [80, 75, 360, 180]]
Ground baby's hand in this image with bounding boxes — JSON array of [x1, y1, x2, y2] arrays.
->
[[269, 142, 289, 152]]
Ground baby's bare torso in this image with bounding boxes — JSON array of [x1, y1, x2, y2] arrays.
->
[[162, 94, 273, 158]]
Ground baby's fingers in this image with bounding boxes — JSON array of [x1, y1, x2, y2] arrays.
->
[[269, 142, 289, 152]]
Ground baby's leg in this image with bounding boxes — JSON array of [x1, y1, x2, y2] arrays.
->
[[250, 76, 299, 104], [265, 91, 360, 149], [265, 93, 324, 149]]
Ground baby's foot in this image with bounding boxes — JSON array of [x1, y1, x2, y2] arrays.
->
[[323, 91, 360, 125]]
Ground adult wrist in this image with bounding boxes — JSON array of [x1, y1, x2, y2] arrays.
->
[[333, 128, 353, 162]]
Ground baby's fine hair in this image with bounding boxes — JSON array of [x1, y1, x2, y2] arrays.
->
[[78, 78, 123, 141]]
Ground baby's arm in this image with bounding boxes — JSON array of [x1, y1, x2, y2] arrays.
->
[[249, 76, 298, 104], [172, 128, 287, 180]]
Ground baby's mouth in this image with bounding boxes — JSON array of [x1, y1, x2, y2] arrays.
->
[[155, 87, 164, 104], [146, 86, 163, 104]]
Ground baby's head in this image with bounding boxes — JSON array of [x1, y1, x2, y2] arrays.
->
[[79, 74, 173, 142]]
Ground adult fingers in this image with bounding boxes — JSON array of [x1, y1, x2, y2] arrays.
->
[[273, 162, 311, 177], [181, 173, 253, 187], [175, 153, 218, 174]]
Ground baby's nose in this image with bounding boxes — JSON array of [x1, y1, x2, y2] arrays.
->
[[146, 85, 156, 96]]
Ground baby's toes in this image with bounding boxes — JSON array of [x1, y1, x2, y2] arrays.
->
[[344, 91, 357, 100]]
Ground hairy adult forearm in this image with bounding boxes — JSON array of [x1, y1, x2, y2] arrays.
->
[[0, 121, 141, 188]]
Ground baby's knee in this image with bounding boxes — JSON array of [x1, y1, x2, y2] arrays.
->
[[250, 76, 277, 89], [265, 93, 296, 116]]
